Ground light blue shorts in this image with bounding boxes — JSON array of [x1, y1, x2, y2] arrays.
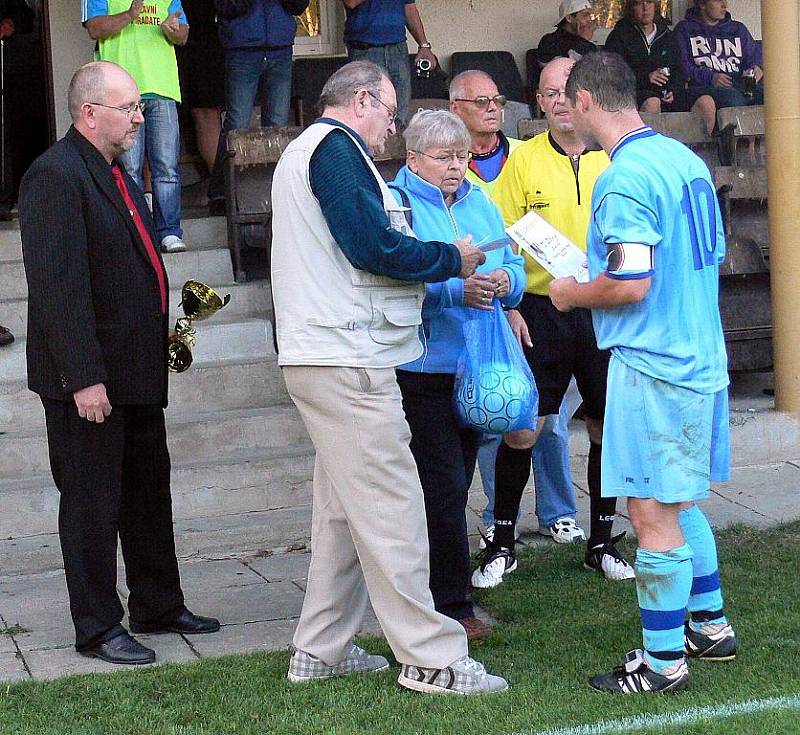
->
[[602, 357, 730, 503]]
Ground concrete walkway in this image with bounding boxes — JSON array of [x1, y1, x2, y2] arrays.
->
[[1, 373, 798, 683]]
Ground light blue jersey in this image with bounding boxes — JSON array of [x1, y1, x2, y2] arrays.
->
[[588, 127, 729, 394]]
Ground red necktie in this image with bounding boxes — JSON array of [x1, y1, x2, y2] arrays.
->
[[111, 165, 167, 314]]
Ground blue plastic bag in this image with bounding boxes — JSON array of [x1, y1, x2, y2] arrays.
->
[[453, 302, 539, 434]]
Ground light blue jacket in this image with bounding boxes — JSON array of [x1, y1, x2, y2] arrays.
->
[[391, 166, 526, 374]]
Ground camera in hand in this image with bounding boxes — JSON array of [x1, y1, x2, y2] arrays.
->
[[415, 57, 433, 78]]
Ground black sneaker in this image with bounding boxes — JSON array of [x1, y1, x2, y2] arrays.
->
[[0, 325, 14, 347], [584, 532, 636, 581], [685, 622, 737, 661], [589, 649, 690, 694], [471, 533, 517, 589]]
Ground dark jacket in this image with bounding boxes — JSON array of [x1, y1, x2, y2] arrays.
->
[[215, 0, 308, 50], [605, 16, 687, 100], [537, 25, 597, 65], [19, 127, 170, 406], [675, 7, 762, 88]]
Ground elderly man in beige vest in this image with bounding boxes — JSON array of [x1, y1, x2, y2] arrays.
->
[[271, 61, 507, 695]]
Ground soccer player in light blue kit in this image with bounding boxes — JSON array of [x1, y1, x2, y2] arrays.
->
[[549, 51, 737, 694]]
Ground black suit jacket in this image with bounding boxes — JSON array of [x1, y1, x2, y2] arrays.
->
[[19, 126, 170, 407]]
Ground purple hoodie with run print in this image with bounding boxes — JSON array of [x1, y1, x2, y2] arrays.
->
[[675, 6, 762, 88]]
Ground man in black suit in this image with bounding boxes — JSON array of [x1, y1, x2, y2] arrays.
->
[[19, 61, 219, 665]]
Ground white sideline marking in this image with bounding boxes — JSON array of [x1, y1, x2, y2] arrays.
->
[[517, 694, 800, 735]]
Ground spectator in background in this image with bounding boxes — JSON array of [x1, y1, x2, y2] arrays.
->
[[391, 109, 526, 641], [537, 0, 597, 66], [342, 0, 437, 126], [207, 0, 309, 212], [177, 0, 224, 176], [449, 70, 521, 195], [0, 0, 36, 221], [675, 0, 763, 110], [83, 0, 190, 253], [450, 69, 587, 550], [473, 58, 635, 590], [606, 0, 716, 135]]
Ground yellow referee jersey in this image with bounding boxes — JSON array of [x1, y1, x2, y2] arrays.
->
[[491, 131, 609, 296]]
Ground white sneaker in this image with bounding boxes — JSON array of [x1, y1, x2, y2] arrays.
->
[[287, 644, 389, 682], [538, 517, 586, 544], [584, 533, 636, 581], [160, 235, 187, 253], [471, 545, 517, 589], [398, 655, 508, 695], [478, 523, 520, 550]]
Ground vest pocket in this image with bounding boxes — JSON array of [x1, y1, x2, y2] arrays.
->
[[368, 291, 422, 346]]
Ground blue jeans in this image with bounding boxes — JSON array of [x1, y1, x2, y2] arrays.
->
[[478, 380, 581, 528], [208, 51, 293, 200], [347, 41, 411, 126], [705, 81, 764, 110], [120, 98, 182, 241]]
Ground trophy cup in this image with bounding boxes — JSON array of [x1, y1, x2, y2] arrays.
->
[[168, 280, 231, 373]]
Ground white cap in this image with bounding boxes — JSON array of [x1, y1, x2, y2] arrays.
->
[[558, 0, 592, 23]]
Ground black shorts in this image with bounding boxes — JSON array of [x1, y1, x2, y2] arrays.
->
[[517, 293, 610, 419], [636, 85, 706, 113]]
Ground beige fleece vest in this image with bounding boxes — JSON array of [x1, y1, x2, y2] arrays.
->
[[270, 122, 425, 367]]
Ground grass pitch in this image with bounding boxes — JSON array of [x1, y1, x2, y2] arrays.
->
[[1, 522, 798, 735]]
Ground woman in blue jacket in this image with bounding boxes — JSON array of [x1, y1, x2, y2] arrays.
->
[[391, 110, 525, 641]]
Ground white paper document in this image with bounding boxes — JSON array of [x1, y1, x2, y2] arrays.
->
[[506, 211, 590, 283]]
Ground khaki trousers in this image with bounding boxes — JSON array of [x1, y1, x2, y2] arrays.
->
[[283, 365, 468, 668]]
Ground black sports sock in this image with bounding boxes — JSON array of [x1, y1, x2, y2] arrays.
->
[[587, 441, 616, 548], [493, 441, 533, 549]]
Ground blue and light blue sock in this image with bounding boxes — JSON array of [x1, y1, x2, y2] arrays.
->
[[636, 544, 693, 674], [679, 504, 728, 631]]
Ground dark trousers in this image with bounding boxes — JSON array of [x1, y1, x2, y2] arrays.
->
[[396, 370, 481, 621], [41, 399, 185, 650]]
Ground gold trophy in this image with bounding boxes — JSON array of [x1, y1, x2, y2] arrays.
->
[[168, 280, 231, 373]]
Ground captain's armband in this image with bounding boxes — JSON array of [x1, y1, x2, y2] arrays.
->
[[606, 242, 654, 280]]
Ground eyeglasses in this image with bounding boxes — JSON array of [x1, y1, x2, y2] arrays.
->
[[89, 101, 144, 117], [452, 95, 507, 109], [539, 88, 567, 101], [412, 150, 469, 164], [365, 90, 398, 124]]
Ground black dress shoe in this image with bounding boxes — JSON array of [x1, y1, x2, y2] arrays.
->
[[79, 631, 155, 665], [130, 608, 220, 635]]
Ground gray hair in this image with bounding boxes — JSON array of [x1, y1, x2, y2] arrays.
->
[[565, 51, 637, 112], [318, 60, 387, 111], [403, 109, 471, 154], [449, 70, 496, 101], [68, 62, 110, 122]]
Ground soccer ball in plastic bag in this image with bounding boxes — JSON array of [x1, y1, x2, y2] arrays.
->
[[454, 361, 535, 434]]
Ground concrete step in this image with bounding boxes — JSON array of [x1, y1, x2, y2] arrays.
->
[[0, 260, 26, 299], [0, 403, 309, 481], [0, 246, 235, 301], [1, 355, 289, 433], [0, 447, 314, 542], [0, 225, 21, 262], [1, 297, 25, 338], [0, 217, 227, 263], [2, 281, 272, 340], [0, 503, 314, 577], [182, 216, 227, 249], [0, 318, 274, 385]]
